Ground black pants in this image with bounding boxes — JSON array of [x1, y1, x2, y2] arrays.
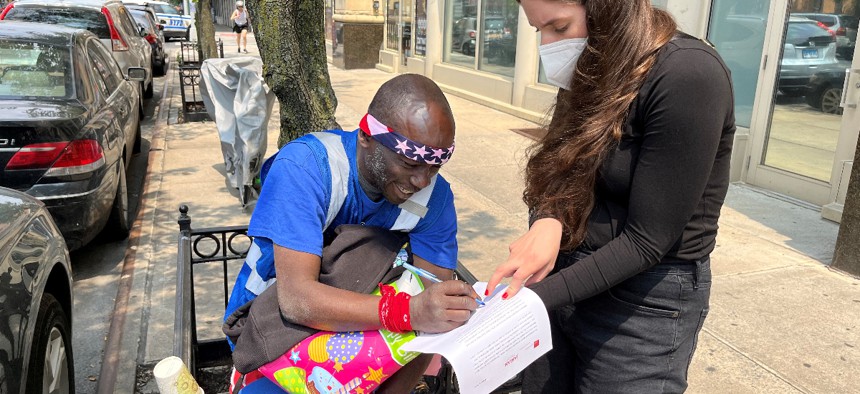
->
[[233, 23, 248, 33], [523, 258, 711, 393]]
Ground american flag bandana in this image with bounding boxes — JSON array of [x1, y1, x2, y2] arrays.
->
[[359, 113, 455, 165]]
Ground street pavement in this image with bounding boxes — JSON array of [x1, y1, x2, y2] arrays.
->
[[117, 26, 860, 393]]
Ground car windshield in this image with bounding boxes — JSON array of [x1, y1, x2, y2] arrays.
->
[[3, 7, 110, 39], [844, 16, 859, 29], [485, 19, 505, 30], [152, 4, 180, 15], [787, 21, 832, 45], [0, 41, 72, 99]]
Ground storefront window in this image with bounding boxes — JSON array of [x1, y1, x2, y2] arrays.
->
[[538, 59, 549, 85], [444, 0, 477, 68], [386, 0, 399, 50], [478, 0, 518, 77], [415, 0, 427, 56], [707, 0, 770, 127], [444, 0, 518, 76]]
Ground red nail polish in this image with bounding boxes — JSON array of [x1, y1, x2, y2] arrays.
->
[[502, 292, 508, 300], [484, 289, 489, 296]]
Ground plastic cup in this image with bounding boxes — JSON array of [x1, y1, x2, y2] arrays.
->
[[153, 356, 205, 394]]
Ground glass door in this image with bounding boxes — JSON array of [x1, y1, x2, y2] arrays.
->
[[747, 0, 860, 207]]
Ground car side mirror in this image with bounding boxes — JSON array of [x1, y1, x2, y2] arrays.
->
[[127, 67, 147, 82], [157, 24, 164, 31]]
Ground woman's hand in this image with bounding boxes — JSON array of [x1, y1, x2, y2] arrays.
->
[[486, 218, 563, 299]]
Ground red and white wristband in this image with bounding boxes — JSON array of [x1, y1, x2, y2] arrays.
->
[[378, 283, 412, 333]]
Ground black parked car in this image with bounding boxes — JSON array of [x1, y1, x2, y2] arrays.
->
[[0, 186, 74, 394], [0, 21, 145, 250], [130, 8, 168, 76], [805, 64, 847, 114]]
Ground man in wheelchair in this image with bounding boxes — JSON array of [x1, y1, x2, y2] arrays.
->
[[224, 74, 481, 393]]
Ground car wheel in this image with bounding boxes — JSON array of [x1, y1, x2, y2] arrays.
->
[[154, 59, 166, 77], [106, 158, 131, 239], [133, 119, 142, 154], [144, 81, 154, 99], [26, 293, 74, 394], [161, 58, 169, 76], [463, 42, 474, 56], [819, 86, 843, 115]]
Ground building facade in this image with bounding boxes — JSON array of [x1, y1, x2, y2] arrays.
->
[[326, 0, 859, 223]]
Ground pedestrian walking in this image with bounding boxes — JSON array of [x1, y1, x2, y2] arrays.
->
[[485, 0, 737, 392], [230, 1, 250, 53]]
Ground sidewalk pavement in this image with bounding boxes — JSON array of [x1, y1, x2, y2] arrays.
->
[[124, 26, 860, 393]]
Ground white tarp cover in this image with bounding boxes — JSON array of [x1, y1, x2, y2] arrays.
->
[[199, 57, 275, 207]]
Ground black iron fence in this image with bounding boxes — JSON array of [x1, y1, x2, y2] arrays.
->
[[178, 40, 225, 123]]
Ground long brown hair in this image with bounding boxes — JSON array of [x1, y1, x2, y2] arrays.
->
[[524, 0, 677, 251]]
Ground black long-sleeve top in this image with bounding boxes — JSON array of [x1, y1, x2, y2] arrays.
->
[[531, 35, 737, 310]]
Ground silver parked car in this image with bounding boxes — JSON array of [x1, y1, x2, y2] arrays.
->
[[778, 16, 839, 96], [1, 0, 154, 100], [0, 186, 75, 394]]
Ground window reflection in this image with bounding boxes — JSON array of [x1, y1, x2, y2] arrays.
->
[[386, 0, 399, 50], [479, 0, 518, 77], [708, 0, 770, 128], [444, 0, 518, 77], [762, 0, 857, 182]]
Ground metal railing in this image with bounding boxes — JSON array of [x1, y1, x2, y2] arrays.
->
[[177, 40, 224, 123], [176, 204, 250, 376]]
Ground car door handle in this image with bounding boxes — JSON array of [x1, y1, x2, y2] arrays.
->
[[840, 68, 860, 109]]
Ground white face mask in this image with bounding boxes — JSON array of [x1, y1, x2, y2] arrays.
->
[[539, 37, 588, 90]]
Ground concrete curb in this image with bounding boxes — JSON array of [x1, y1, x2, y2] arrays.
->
[[102, 58, 177, 394]]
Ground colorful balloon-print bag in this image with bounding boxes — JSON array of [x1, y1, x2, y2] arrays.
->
[[257, 261, 425, 394]]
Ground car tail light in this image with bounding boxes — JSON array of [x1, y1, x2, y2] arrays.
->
[[469, 31, 476, 39], [0, 3, 13, 19], [6, 140, 105, 176], [145, 34, 157, 44], [817, 21, 836, 36], [836, 26, 847, 36], [101, 7, 129, 51]]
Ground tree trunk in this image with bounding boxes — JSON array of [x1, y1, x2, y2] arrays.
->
[[246, 0, 341, 147], [195, 0, 219, 60], [832, 135, 860, 276]]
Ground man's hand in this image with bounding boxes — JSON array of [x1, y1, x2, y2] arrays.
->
[[410, 280, 480, 333]]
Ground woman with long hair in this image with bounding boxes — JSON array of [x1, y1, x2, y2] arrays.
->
[[485, 0, 736, 391]]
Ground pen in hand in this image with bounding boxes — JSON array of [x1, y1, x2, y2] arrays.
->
[[395, 259, 486, 307]]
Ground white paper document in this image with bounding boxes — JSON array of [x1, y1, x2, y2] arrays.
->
[[401, 282, 552, 394]]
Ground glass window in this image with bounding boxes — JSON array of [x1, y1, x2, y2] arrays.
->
[[444, 1, 477, 68], [415, 0, 427, 56], [4, 6, 111, 39], [386, 0, 399, 50], [707, 0, 770, 128], [445, 0, 518, 77], [0, 41, 71, 99], [152, 4, 180, 15], [87, 40, 121, 93], [478, 0, 518, 77]]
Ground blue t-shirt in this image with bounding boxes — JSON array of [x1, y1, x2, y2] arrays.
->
[[225, 129, 457, 320]]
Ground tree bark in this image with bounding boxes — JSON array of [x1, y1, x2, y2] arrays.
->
[[246, 0, 341, 147], [832, 134, 860, 276], [194, 0, 219, 60]]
